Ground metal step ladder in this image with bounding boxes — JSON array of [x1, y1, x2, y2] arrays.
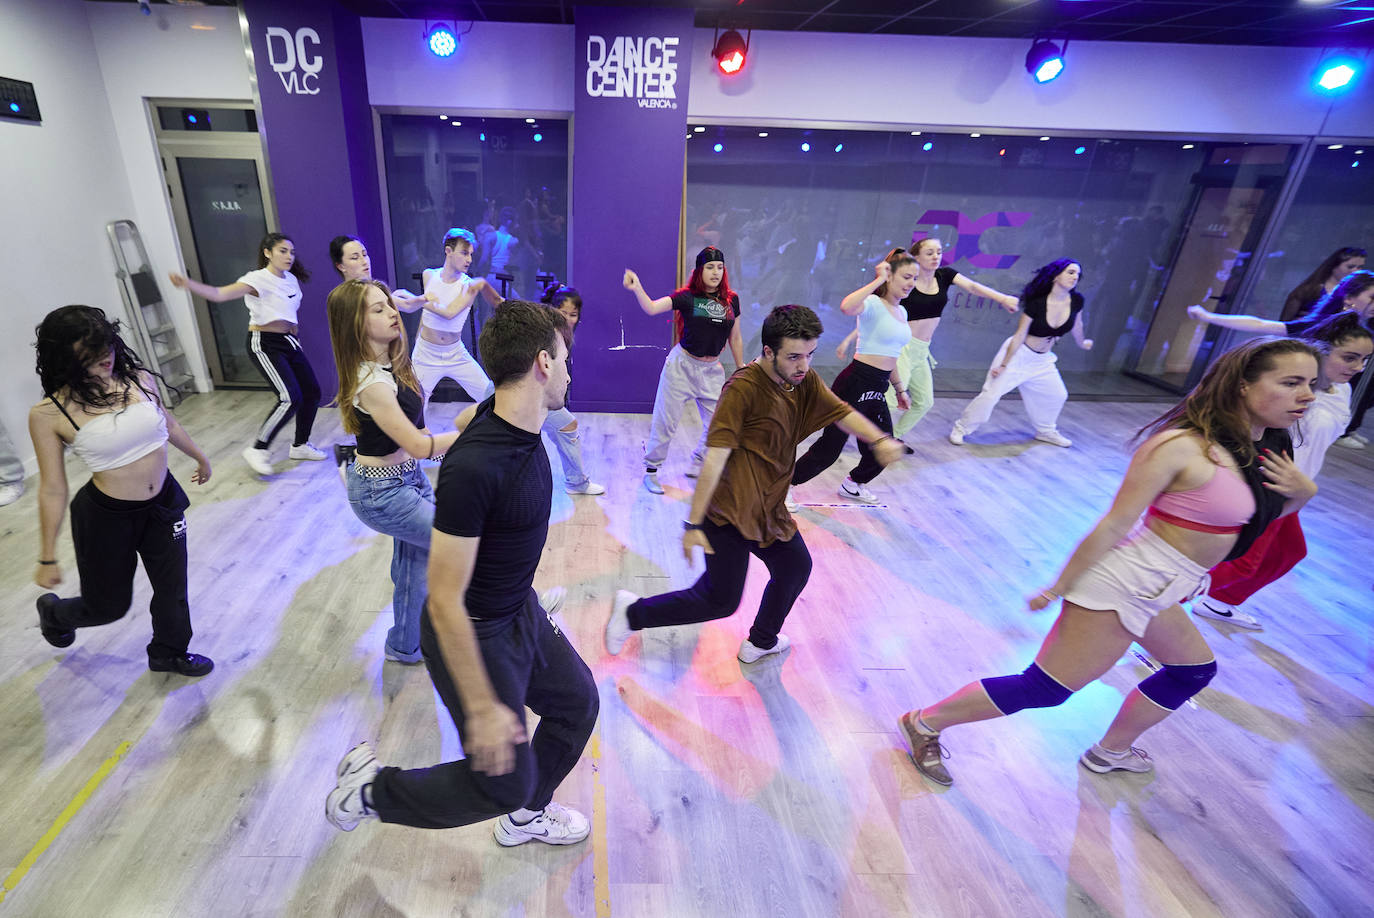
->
[[106, 220, 196, 407]]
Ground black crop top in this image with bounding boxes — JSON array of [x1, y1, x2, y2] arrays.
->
[[357, 367, 426, 457], [899, 266, 961, 321], [1023, 291, 1085, 338]]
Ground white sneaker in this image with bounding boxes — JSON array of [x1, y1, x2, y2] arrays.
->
[[565, 480, 606, 495], [1333, 435, 1365, 450], [0, 482, 23, 507], [493, 802, 590, 846], [948, 425, 966, 446], [289, 442, 328, 461], [1034, 430, 1073, 448], [1080, 743, 1154, 774], [1354, 432, 1370, 444], [1190, 596, 1262, 630], [539, 585, 567, 616], [642, 471, 665, 494], [685, 456, 704, 478], [738, 633, 791, 664], [784, 489, 799, 513], [325, 742, 381, 831], [242, 445, 274, 476], [605, 590, 637, 655], [838, 477, 878, 504]]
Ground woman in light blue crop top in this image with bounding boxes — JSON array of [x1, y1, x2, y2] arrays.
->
[[793, 248, 918, 504], [28, 305, 215, 677]]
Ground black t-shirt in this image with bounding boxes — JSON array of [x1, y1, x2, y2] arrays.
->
[[1023, 291, 1085, 337], [671, 288, 740, 359], [899, 266, 961, 321], [433, 398, 551, 619], [356, 366, 426, 457], [1222, 427, 1293, 563]]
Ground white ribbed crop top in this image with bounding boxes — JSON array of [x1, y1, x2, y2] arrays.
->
[[55, 397, 168, 472], [857, 295, 913, 358], [421, 269, 477, 333]]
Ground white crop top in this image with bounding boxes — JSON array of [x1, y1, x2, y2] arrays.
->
[[62, 398, 168, 472], [856, 294, 913, 358], [422, 269, 477, 333], [237, 268, 303, 326]]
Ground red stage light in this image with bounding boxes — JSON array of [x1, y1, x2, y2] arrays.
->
[[712, 29, 749, 77]]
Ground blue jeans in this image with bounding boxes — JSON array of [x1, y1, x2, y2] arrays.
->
[[345, 461, 435, 661]]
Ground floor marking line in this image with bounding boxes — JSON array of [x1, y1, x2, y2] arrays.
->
[[0, 740, 134, 903], [591, 732, 611, 917]]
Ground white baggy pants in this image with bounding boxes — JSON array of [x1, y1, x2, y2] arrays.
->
[[643, 344, 726, 469], [955, 337, 1068, 436], [411, 335, 494, 407]]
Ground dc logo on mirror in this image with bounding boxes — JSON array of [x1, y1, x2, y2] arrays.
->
[[265, 27, 324, 96]]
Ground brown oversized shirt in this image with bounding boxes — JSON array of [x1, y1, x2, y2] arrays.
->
[[704, 362, 851, 546]]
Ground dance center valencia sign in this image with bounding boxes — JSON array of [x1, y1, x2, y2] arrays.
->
[[584, 34, 681, 107]]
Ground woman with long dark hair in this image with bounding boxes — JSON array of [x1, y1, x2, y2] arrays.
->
[[169, 232, 325, 476], [29, 305, 214, 676], [539, 283, 603, 495], [1278, 246, 1366, 322], [950, 258, 1093, 448], [623, 246, 745, 494], [900, 336, 1320, 786], [792, 247, 917, 504], [329, 234, 427, 312]]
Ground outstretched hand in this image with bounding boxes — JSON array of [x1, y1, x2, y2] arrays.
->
[[1187, 304, 1210, 321], [1258, 449, 1317, 501]]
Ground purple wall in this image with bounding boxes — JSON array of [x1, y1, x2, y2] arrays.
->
[[241, 0, 384, 398], [571, 6, 694, 412]]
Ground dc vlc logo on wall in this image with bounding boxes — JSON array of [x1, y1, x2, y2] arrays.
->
[[265, 27, 324, 96], [585, 35, 679, 108]]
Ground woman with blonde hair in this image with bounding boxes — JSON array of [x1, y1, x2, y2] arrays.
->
[[327, 279, 461, 664]]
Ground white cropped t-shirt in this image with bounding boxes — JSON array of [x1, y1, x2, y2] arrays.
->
[[236, 268, 303, 326]]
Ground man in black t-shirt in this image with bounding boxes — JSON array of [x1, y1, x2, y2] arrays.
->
[[326, 301, 600, 847]]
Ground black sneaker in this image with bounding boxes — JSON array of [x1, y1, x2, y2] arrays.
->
[[37, 593, 75, 648], [148, 652, 215, 677]]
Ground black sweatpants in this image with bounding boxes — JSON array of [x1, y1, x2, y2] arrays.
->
[[1345, 370, 1373, 436], [627, 519, 812, 651], [792, 359, 892, 485], [246, 330, 321, 448], [49, 473, 193, 660], [369, 592, 600, 828]]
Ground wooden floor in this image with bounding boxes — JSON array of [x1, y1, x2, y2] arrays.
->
[[1, 389, 1371, 917]]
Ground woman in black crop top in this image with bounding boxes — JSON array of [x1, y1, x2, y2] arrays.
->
[[838, 237, 1019, 437], [950, 258, 1093, 448], [624, 246, 745, 494], [327, 279, 463, 664]]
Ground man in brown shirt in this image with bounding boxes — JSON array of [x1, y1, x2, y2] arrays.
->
[[605, 305, 908, 663]]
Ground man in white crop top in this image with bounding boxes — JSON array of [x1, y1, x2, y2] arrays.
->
[[414, 228, 503, 412]]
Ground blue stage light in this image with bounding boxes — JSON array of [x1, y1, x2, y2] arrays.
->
[[1074, 146, 1086, 155], [714, 143, 723, 153], [428, 24, 457, 58], [479, 132, 486, 141], [187, 114, 197, 124], [1316, 58, 1360, 92], [922, 142, 933, 151], [1026, 39, 1066, 84], [11, 102, 21, 113], [834, 143, 843, 153], [533, 133, 543, 142], [801, 142, 810, 152]]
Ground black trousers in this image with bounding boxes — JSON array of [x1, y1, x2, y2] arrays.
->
[[370, 592, 600, 828], [246, 331, 320, 448], [49, 474, 193, 660], [1345, 370, 1373, 435], [793, 359, 892, 485], [627, 519, 812, 651]]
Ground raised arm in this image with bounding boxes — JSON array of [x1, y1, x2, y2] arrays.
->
[[952, 273, 1019, 313], [390, 288, 427, 314], [28, 403, 70, 588], [622, 269, 674, 315], [1186, 304, 1286, 336], [993, 314, 1034, 377], [835, 411, 910, 464], [358, 383, 461, 458], [840, 261, 889, 316], [427, 530, 527, 775], [168, 272, 255, 303]]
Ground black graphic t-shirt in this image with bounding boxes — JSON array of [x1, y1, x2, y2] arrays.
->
[[671, 288, 740, 359]]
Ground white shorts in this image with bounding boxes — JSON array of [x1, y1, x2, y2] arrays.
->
[[1063, 524, 1210, 638]]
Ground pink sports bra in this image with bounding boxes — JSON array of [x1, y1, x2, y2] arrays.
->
[[1147, 450, 1254, 534]]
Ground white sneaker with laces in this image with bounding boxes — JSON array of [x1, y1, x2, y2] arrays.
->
[[605, 590, 637, 654], [493, 802, 590, 846], [1354, 432, 1370, 444], [1080, 743, 1154, 774], [565, 480, 606, 495], [0, 482, 23, 507], [948, 425, 966, 446], [642, 471, 665, 494], [289, 442, 328, 461], [1034, 430, 1073, 448], [325, 742, 381, 831], [784, 489, 799, 513], [738, 633, 791, 664], [1190, 596, 1262, 630], [1333, 435, 1365, 450], [242, 445, 274, 476], [838, 477, 878, 504]]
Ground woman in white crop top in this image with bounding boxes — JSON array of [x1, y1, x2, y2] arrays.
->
[[792, 248, 918, 504], [412, 228, 503, 414], [170, 232, 327, 476], [28, 305, 214, 677]]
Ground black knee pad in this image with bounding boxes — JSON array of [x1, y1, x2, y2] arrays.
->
[[981, 661, 1073, 715], [1138, 659, 1216, 711]]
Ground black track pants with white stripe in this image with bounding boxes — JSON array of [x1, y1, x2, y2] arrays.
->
[[246, 330, 321, 448]]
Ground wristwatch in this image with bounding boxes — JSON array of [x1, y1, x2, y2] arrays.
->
[[682, 520, 703, 531]]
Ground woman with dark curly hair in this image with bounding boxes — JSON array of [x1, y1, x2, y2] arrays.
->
[[1278, 246, 1366, 322], [28, 305, 214, 676], [950, 258, 1094, 448]]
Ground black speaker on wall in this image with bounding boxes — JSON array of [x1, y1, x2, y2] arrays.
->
[[1, 77, 41, 123]]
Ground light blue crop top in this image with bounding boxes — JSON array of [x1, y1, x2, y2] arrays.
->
[[857, 295, 913, 358]]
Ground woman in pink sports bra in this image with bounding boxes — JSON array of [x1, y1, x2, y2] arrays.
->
[[28, 305, 215, 677], [897, 336, 1320, 788]]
